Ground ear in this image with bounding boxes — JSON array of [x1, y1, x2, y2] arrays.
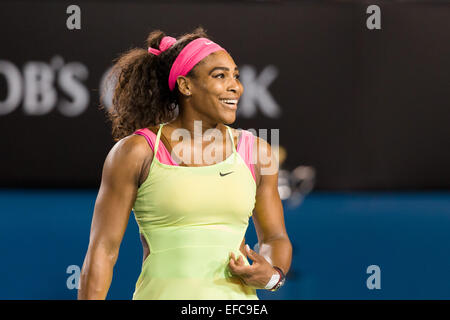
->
[[176, 76, 192, 97]]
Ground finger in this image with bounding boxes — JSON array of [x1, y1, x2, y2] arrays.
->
[[230, 264, 253, 277], [229, 256, 237, 272], [245, 244, 260, 262], [229, 255, 243, 273], [229, 252, 244, 266], [229, 254, 251, 272], [229, 258, 243, 275], [229, 253, 237, 263]]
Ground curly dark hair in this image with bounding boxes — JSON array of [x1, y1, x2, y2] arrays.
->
[[102, 27, 211, 141]]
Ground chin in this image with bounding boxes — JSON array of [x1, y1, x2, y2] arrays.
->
[[221, 112, 237, 125]]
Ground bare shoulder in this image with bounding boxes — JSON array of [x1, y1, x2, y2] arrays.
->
[[252, 135, 279, 176], [253, 135, 273, 156], [105, 133, 153, 168]]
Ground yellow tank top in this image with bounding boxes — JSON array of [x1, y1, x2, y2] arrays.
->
[[132, 123, 258, 300]]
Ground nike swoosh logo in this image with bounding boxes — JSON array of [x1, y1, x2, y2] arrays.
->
[[219, 171, 234, 177], [204, 41, 213, 45]]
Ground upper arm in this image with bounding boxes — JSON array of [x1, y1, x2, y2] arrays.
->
[[88, 134, 151, 260], [251, 136, 287, 243]]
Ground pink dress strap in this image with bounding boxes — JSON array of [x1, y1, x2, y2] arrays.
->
[[133, 128, 179, 166], [237, 130, 256, 182]]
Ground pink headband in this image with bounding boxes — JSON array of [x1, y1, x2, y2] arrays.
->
[[148, 36, 226, 91]]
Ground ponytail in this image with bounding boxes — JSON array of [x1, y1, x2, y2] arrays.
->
[[102, 27, 209, 141]]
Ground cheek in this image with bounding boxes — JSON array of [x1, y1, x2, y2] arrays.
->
[[206, 84, 225, 103], [198, 79, 221, 96], [210, 82, 225, 94]]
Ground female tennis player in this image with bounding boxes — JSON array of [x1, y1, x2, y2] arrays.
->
[[78, 27, 292, 300]]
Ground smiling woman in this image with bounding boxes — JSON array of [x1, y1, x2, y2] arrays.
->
[[78, 27, 292, 300]]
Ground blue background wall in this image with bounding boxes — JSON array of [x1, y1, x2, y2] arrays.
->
[[1, 190, 449, 300]]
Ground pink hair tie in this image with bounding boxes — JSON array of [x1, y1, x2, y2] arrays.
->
[[148, 36, 177, 55]]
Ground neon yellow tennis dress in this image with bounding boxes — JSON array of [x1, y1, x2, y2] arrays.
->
[[131, 123, 259, 300]]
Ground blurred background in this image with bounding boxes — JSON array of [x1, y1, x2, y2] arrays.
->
[[0, 0, 449, 299]]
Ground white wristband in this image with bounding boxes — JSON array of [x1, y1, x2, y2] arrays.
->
[[264, 272, 281, 290]]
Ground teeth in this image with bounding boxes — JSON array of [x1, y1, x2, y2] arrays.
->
[[220, 99, 238, 104]]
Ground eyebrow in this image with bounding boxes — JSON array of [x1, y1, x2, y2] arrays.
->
[[209, 67, 239, 74]]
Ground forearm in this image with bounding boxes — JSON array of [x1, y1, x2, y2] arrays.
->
[[258, 236, 292, 275], [77, 248, 116, 300]]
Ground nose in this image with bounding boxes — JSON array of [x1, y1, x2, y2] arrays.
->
[[227, 78, 241, 95]]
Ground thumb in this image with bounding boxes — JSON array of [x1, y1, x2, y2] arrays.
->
[[245, 244, 260, 262]]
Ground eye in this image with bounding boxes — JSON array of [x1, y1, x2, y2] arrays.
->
[[213, 73, 225, 78], [234, 74, 240, 79]]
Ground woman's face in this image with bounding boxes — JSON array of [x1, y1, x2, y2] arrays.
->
[[186, 50, 243, 125]]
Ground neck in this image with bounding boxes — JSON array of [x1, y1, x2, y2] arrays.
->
[[169, 104, 227, 139]]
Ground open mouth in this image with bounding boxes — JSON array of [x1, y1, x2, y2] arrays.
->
[[219, 99, 238, 110]]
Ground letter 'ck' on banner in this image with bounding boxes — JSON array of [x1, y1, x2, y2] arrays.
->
[[238, 65, 281, 118]]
